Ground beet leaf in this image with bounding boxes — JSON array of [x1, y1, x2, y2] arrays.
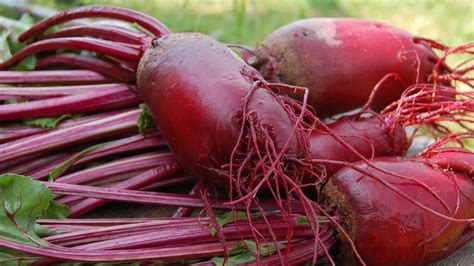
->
[[137, 103, 155, 135], [210, 240, 281, 266], [0, 173, 68, 264], [23, 114, 81, 129]]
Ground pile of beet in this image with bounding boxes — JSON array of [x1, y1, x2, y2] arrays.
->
[[0, 5, 473, 265]]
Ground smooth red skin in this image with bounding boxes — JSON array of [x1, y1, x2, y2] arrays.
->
[[425, 148, 474, 176], [256, 18, 441, 117], [327, 155, 474, 265], [309, 116, 408, 177], [137, 33, 303, 186]]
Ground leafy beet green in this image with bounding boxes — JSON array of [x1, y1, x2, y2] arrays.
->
[[0, 173, 68, 264], [0, 14, 36, 71], [210, 211, 260, 236], [23, 114, 81, 129], [0, 173, 68, 243], [137, 103, 155, 135], [210, 240, 281, 266], [48, 142, 107, 181]]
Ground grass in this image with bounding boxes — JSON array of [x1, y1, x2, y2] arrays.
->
[[4, 0, 473, 47]]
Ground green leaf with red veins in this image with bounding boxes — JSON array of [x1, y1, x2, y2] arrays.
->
[[0, 173, 69, 263]]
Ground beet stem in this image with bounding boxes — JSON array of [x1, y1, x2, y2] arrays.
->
[[0, 70, 112, 84], [18, 5, 171, 42], [0, 37, 142, 70], [35, 54, 135, 82], [0, 237, 235, 262], [43, 181, 302, 212], [172, 182, 199, 218], [0, 86, 140, 121], [54, 152, 176, 184], [38, 25, 150, 44], [67, 163, 182, 218], [26, 131, 163, 179], [0, 109, 140, 163], [0, 83, 130, 100]]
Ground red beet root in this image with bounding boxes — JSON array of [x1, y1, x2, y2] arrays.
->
[[309, 115, 408, 178], [324, 149, 474, 265], [252, 18, 463, 117], [137, 33, 310, 189]]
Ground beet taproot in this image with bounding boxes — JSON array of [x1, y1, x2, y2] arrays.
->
[[309, 115, 408, 178], [137, 32, 314, 198], [252, 18, 466, 117], [324, 149, 474, 265]]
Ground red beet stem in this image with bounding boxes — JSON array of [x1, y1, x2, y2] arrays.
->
[[0, 237, 236, 262], [172, 182, 199, 218], [140, 175, 197, 191], [45, 218, 211, 245], [44, 181, 302, 212], [60, 174, 189, 207], [0, 83, 130, 100], [0, 109, 126, 145], [45, 181, 231, 209], [42, 214, 314, 246], [39, 25, 151, 44], [0, 125, 48, 144], [67, 163, 183, 218], [38, 218, 160, 227], [55, 152, 177, 184], [38, 218, 169, 234], [4, 151, 72, 175], [0, 86, 140, 121], [0, 37, 142, 70], [18, 5, 171, 42], [0, 70, 112, 84], [26, 131, 164, 179], [74, 218, 314, 251], [55, 174, 194, 206], [0, 109, 140, 163], [36, 54, 134, 82]]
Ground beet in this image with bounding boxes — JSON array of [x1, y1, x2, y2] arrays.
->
[[136, 33, 311, 189], [252, 18, 457, 117], [309, 115, 408, 178], [324, 149, 474, 265]]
